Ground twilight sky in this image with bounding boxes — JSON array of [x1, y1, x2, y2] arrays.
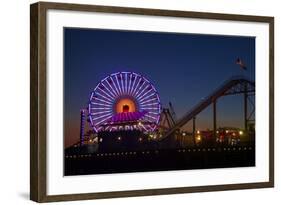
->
[[64, 28, 255, 147]]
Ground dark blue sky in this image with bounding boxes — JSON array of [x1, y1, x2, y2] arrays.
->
[[64, 28, 255, 146]]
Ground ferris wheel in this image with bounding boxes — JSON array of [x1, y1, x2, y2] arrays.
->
[[88, 71, 161, 132]]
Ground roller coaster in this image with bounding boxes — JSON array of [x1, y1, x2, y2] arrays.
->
[[160, 76, 255, 141]]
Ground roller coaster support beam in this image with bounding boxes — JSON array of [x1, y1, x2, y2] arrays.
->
[[244, 84, 248, 132], [213, 99, 217, 141], [192, 117, 196, 145]]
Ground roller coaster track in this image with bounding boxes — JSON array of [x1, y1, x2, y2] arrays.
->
[[162, 76, 255, 138]]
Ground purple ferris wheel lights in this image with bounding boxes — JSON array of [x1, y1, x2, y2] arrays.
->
[[88, 71, 161, 132]]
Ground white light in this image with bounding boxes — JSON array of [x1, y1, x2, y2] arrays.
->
[[95, 115, 114, 125], [90, 101, 112, 107], [141, 102, 159, 107], [120, 73, 125, 94], [90, 110, 111, 116], [102, 81, 117, 98], [138, 92, 156, 103], [91, 112, 112, 121], [145, 115, 158, 121], [114, 74, 123, 95], [135, 83, 149, 98], [128, 73, 137, 95], [110, 76, 120, 96], [104, 77, 118, 95], [131, 78, 142, 96], [125, 73, 128, 94], [97, 87, 115, 101], [127, 73, 132, 94], [139, 97, 158, 105]]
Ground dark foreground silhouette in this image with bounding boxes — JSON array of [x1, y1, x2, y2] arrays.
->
[[64, 145, 255, 176]]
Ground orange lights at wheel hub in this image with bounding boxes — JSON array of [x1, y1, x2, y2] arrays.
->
[[115, 98, 136, 113]]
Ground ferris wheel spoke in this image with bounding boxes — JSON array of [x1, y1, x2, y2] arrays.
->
[[148, 111, 160, 115], [123, 73, 127, 94], [91, 112, 112, 121], [139, 93, 158, 103], [127, 73, 133, 95], [92, 96, 112, 105], [95, 114, 114, 126], [102, 80, 118, 98], [135, 84, 150, 99], [110, 76, 121, 96], [136, 81, 148, 97], [89, 115, 94, 125], [140, 107, 159, 110], [134, 81, 148, 98], [96, 127, 103, 132], [156, 115, 160, 123], [90, 92, 95, 101], [95, 92, 113, 104], [130, 73, 138, 95], [140, 102, 160, 107], [128, 73, 137, 95], [97, 87, 115, 101], [89, 103, 111, 110], [126, 72, 130, 94], [104, 80, 118, 97], [131, 77, 142, 97], [156, 94, 160, 102], [145, 114, 158, 121], [90, 107, 111, 110], [120, 73, 125, 95], [100, 83, 116, 99], [125, 72, 128, 94], [115, 74, 123, 95], [139, 92, 156, 103], [137, 88, 153, 101], [90, 110, 111, 116], [126, 72, 129, 94], [96, 89, 112, 101], [90, 101, 112, 108], [139, 97, 158, 105], [91, 97, 112, 107], [145, 124, 153, 131]]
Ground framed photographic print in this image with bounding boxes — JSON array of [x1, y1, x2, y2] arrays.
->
[[30, 2, 274, 202]]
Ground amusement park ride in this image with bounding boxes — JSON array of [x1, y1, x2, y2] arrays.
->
[[75, 71, 255, 151], [88, 71, 161, 133]]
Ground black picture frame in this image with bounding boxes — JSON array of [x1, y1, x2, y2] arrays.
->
[[30, 2, 274, 202]]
